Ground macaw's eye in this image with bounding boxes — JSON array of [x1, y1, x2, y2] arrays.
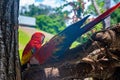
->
[[41, 36, 45, 43]]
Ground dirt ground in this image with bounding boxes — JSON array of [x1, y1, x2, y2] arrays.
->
[[19, 26, 54, 40]]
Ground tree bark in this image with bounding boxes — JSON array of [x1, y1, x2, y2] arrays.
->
[[0, 0, 21, 80], [91, 0, 106, 29], [104, 0, 111, 28]]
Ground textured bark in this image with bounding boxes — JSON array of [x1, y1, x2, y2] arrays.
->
[[91, 0, 106, 29], [23, 23, 120, 80], [0, 0, 21, 80], [91, 0, 101, 15], [104, 0, 111, 28]]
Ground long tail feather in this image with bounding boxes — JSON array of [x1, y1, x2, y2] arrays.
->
[[48, 15, 90, 56], [81, 2, 120, 34]]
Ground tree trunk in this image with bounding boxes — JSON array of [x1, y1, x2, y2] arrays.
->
[[0, 0, 21, 80], [91, 0, 106, 29], [104, 0, 111, 28]]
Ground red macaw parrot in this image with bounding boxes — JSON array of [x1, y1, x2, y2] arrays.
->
[[33, 2, 120, 64], [21, 2, 120, 66], [21, 32, 45, 65]]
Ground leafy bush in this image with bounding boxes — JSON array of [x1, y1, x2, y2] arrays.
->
[[36, 14, 66, 34]]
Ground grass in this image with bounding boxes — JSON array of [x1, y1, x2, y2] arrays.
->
[[19, 29, 31, 46]]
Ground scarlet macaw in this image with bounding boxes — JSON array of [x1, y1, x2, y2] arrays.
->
[[21, 2, 120, 66], [21, 32, 45, 65]]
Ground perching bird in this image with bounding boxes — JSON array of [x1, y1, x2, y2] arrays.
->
[[21, 32, 45, 69], [21, 2, 120, 66]]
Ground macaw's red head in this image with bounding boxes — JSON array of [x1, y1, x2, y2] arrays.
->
[[21, 32, 45, 65], [31, 32, 45, 44], [29, 32, 45, 52]]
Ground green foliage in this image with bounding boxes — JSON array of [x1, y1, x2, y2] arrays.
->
[[36, 14, 66, 34], [111, 8, 120, 25], [77, 23, 102, 43], [83, 4, 96, 16], [85, 0, 120, 26], [84, 0, 105, 16], [94, 23, 103, 31], [70, 41, 80, 49], [20, 4, 53, 17], [56, 1, 84, 19], [77, 34, 89, 43]]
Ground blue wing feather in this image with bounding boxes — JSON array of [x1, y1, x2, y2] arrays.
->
[[52, 15, 90, 57]]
